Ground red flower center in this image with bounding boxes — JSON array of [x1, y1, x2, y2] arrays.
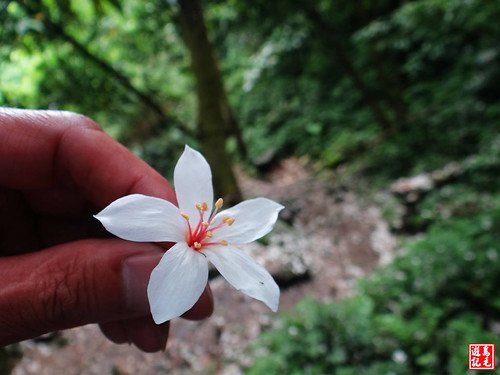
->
[[182, 198, 234, 250]]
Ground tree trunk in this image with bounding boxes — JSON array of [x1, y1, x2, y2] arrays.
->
[[178, 0, 242, 203]]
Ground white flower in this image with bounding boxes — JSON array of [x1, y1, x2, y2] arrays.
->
[[95, 145, 284, 324]]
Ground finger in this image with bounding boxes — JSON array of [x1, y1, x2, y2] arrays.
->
[[0, 185, 111, 255], [0, 187, 39, 255], [0, 108, 176, 205], [100, 317, 170, 353], [99, 320, 128, 344], [99, 285, 213, 351], [182, 285, 214, 320], [0, 239, 162, 346]]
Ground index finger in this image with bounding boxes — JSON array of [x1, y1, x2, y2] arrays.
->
[[0, 108, 176, 206]]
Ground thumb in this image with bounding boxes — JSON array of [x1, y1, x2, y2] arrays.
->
[[0, 238, 162, 345]]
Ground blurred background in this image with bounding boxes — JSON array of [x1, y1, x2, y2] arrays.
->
[[1, 0, 499, 374]]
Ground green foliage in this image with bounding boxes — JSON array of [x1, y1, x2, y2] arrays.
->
[[248, 124, 500, 373], [248, 296, 409, 375], [407, 136, 500, 229], [247, 207, 500, 374], [0, 0, 203, 181], [218, 0, 500, 178], [248, 123, 500, 372], [0, 345, 22, 374], [352, 0, 500, 178], [1, 0, 194, 150], [3, 0, 500, 178]]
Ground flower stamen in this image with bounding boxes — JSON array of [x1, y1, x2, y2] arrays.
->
[[215, 198, 223, 209], [196, 202, 209, 212], [184, 199, 236, 251], [181, 212, 193, 243], [208, 197, 223, 222], [223, 217, 235, 226], [201, 239, 229, 247]]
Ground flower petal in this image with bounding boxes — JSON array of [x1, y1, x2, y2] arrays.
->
[[147, 243, 208, 324], [203, 246, 279, 311], [174, 145, 214, 221], [211, 198, 284, 244], [94, 194, 186, 242]]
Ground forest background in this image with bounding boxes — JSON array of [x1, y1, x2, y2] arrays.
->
[[1, 0, 499, 374]]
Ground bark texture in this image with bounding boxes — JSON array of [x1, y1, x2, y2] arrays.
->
[[178, 0, 242, 203]]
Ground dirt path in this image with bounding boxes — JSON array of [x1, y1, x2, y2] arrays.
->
[[11, 158, 396, 375]]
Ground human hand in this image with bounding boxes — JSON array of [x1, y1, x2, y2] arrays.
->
[[0, 108, 213, 352]]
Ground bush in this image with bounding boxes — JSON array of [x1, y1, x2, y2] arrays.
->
[[247, 209, 500, 374]]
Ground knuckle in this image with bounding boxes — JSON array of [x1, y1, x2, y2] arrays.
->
[[35, 256, 97, 326]]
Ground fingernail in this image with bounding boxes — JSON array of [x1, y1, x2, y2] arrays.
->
[[122, 253, 163, 315], [141, 325, 168, 353]]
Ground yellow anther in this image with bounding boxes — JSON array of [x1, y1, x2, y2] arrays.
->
[[223, 217, 235, 226], [218, 240, 228, 246], [195, 203, 202, 211], [206, 231, 213, 238], [201, 202, 209, 211], [215, 198, 224, 209], [202, 221, 209, 228], [181, 212, 190, 221], [194, 242, 202, 250]]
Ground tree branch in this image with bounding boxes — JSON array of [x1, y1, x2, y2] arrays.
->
[[17, 1, 195, 139]]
